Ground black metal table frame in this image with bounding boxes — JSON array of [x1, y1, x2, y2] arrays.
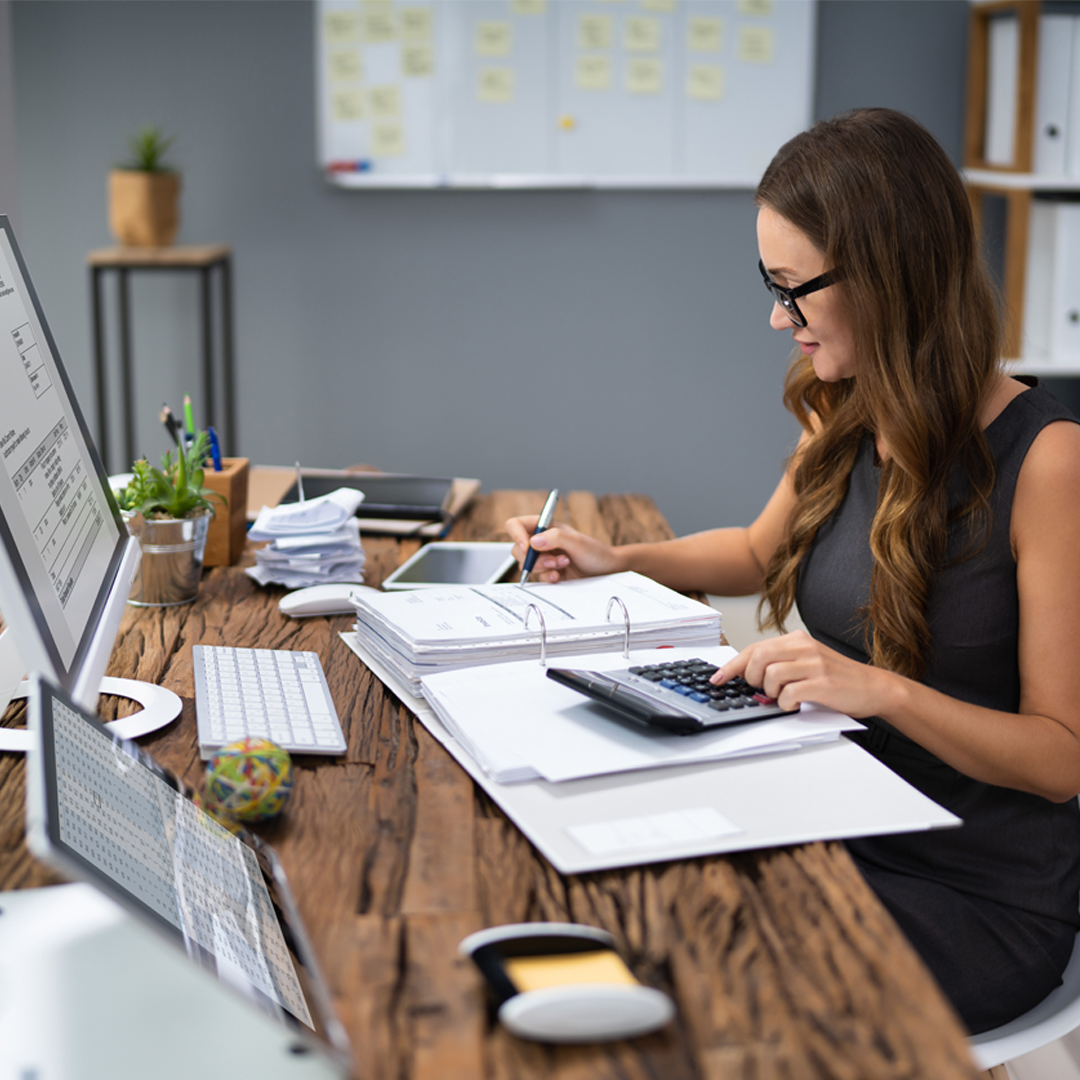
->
[[89, 253, 235, 471]]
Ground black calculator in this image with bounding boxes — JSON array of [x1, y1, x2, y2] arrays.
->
[[547, 658, 798, 736]]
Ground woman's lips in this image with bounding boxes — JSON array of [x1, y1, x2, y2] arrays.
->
[[796, 340, 819, 355]]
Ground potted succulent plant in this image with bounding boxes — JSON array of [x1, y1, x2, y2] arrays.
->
[[108, 125, 180, 247], [117, 432, 223, 606]]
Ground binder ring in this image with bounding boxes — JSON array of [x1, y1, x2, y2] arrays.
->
[[606, 596, 630, 659], [524, 603, 547, 667]]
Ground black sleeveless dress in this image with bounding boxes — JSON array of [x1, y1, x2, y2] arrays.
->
[[796, 384, 1080, 1034]]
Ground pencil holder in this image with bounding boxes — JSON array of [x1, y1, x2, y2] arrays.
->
[[202, 457, 249, 567]]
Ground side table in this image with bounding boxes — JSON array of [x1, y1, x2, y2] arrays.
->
[[88, 244, 235, 471]]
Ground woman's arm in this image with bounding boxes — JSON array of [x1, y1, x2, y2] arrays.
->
[[719, 419, 1080, 802], [505, 436, 804, 595]]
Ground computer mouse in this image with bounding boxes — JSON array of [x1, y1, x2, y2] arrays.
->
[[278, 583, 381, 617]]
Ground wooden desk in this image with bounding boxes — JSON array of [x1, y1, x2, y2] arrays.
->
[[0, 492, 978, 1080]]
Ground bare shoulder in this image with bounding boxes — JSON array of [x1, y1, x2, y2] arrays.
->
[[1012, 418, 1080, 548]]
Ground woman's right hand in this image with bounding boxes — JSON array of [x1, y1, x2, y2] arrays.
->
[[505, 515, 625, 583]]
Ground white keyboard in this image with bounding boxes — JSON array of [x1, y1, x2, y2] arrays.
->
[[192, 645, 347, 760]]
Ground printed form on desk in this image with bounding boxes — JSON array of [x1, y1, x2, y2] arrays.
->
[[420, 645, 864, 784]]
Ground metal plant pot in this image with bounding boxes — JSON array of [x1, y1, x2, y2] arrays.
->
[[124, 510, 210, 607]]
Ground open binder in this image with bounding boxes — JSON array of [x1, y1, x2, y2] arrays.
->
[[348, 571, 722, 695]]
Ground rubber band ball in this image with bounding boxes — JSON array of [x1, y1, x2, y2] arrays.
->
[[204, 738, 294, 823]]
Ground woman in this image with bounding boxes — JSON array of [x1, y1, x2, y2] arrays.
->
[[505, 108, 1080, 1034]]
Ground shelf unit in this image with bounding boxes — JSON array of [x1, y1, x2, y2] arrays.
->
[[964, 0, 1080, 374]]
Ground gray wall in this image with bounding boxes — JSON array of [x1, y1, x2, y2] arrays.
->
[[9, 0, 970, 535], [0, 1, 17, 231]]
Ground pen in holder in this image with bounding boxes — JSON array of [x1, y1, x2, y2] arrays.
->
[[606, 596, 630, 659], [525, 603, 547, 667]]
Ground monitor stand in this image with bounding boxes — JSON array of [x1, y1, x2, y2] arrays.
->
[[0, 628, 181, 753]]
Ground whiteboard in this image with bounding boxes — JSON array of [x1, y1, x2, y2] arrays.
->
[[315, 0, 816, 189]]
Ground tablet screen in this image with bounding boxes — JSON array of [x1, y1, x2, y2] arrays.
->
[[30, 679, 349, 1065], [383, 543, 516, 588]]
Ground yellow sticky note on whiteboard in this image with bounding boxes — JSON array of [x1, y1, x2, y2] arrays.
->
[[476, 21, 513, 56], [328, 48, 363, 82], [577, 15, 613, 51], [400, 7, 433, 41], [738, 0, 774, 15], [576, 55, 612, 91], [511, 0, 547, 13], [478, 67, 515, 103], [332, 88, 365, 122], [641, 0, 676, 11], [687, 63, 724, 100], [688, 17, 723, 53], [402, 44, 435, 77], [739, 25, 774, 63], [371, 122, 407, 158], [626, 58, 663, 95], [325, 10, 358, 43], [625, 17, 661, 52], [368, 85, 402, 118], [363, 6, 396, 43]]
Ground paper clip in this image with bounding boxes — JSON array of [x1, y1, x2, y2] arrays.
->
[[606, 596, 630, 659], [524, 603, 547, 667]]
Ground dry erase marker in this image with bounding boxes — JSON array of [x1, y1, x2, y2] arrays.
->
[[327, 160, 372, 173], [520, 489, 559, 585]]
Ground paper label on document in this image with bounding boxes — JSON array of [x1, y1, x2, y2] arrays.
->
[[567, 807, 740, 855]]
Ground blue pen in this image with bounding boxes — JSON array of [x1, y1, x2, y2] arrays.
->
[[520, 489, 559, 585], [207, 426, 223, 471]]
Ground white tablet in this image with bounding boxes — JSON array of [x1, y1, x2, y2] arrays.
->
[[382, 542, 517, 590]]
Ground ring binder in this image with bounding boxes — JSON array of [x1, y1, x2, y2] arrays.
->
[[525, 604, 548, 667], [606, 596, 630, 660]]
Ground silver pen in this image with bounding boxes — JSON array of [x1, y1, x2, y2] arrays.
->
[[296, 461, 306, 503], [520, 488, 559, 585]]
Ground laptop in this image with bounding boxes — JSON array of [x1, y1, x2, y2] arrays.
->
[[18, 674, 352, 1077]]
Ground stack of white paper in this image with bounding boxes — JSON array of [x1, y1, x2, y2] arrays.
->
[[246, 488, 367, 588], [419, 645, 863, 784], [350, 571, 722, 696]]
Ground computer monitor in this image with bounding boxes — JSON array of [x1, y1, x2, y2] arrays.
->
[[0, 215, 177, 751]]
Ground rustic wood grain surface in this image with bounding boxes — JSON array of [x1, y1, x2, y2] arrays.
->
[[0, 491, 979, 1080]]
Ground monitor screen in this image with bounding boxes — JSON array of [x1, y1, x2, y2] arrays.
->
[[0, 217, 129, 687]]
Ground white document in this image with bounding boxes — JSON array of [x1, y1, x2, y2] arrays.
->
[[248, 488, 365, 539], [350, 571, 721, 692], [420, 645, 863, 784], [339, 631, 961, 874]]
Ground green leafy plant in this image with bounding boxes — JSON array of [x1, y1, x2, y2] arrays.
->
[[122, 126, 176, 173], [117, 432, 223, 519]]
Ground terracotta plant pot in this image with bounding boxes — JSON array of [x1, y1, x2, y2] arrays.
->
[[108, 169, 181, 247]]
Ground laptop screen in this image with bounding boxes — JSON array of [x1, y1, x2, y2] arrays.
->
[[26, 676, 351, 1070]]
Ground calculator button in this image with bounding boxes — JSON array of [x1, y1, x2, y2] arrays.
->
[[753, 692, 778, 705]]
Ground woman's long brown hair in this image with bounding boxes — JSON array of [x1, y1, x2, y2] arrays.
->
[[756, 109, 1002, 679]]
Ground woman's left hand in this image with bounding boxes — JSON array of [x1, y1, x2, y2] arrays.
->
[[713, 630, 893, 718]]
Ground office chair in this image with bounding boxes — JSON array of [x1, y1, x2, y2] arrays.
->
[[968, 899, 1080, 1069]]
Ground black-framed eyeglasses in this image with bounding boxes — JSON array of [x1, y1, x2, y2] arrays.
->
[[758, 259, 844, 328]]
